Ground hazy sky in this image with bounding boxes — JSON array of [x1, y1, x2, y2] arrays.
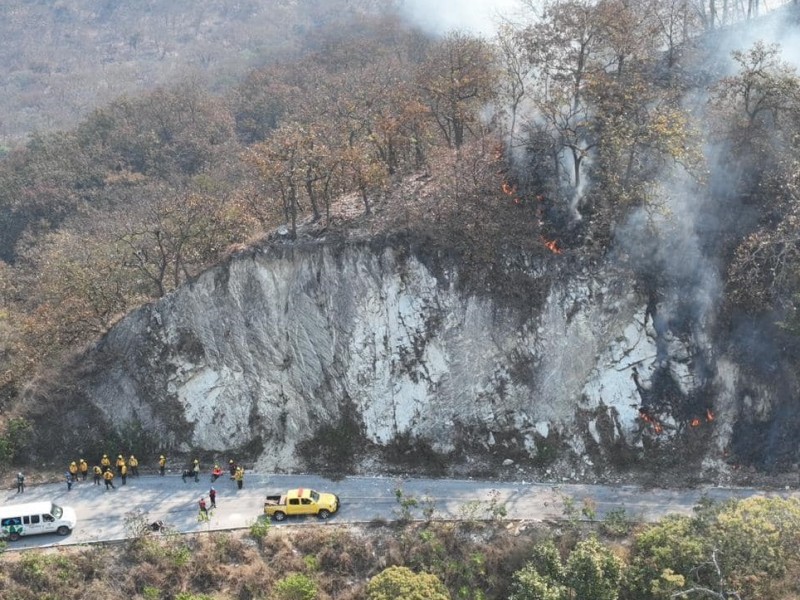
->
[[399, 0, 525, 36]]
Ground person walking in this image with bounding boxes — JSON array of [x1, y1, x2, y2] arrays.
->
[[209, 487, 217, 509], [120, 462, 128, 485], [211, 464, 223, 482], [129, 455, 139, 477], [192, 459, 200, 483], [234, 466, 244, 490], [115, 455, 126, 475], [198, 497, 209, 522], [158, 454, 167, 476], [228, 459, 237, 479], [16, 472, 24, 493], [93, 465, 102, 485], [100, 454, 111, 472], [65, 471, 74, 491], [68, 461, 78, 481], [79, 459, 88, 481], [103, 469, 115, 490]]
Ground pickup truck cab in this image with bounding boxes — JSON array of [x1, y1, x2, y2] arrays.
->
[[264, 488, 340, 521]]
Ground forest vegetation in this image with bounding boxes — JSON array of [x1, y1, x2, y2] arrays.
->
[[1, 0, 800, 598], [2, 0, 799, 458]]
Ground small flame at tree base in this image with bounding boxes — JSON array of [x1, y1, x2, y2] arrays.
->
[[639, 409, 663, 434], [541, 236, 562, 255]]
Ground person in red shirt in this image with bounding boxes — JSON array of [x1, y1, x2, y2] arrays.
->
[[198, 497, 209, 521]]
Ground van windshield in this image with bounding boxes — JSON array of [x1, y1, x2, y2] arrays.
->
[[50, 503, 63, 519]]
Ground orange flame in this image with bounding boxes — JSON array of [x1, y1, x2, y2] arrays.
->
[[690, 418, 701, 427], [706, 409, 715, 422], [502, 182, 516, 195], [639, 409, 663, 434], [541, 237, 563, 254]]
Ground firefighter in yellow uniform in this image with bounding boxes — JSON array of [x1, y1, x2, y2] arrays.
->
[[93, 465, 102, 485], [79, 459, 88, 481], [158, 455, 167, 476], [103, 469, 115, 489], [68, 461, 78, 481], [115, 455, 126, 474], [100, 454, 111, 472], [234, 466, 244, 490], [129, 455, 139, 477]]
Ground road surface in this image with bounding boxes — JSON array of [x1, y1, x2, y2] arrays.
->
[[3, 471, 798, 551]]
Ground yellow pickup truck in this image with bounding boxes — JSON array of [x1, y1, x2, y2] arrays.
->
[[264, 488, 340, 521]]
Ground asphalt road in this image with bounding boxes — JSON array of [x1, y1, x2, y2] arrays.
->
[[3, 471, 799, 551]]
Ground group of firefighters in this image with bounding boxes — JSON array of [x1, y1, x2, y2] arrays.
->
[[59, 455, 245, 491]]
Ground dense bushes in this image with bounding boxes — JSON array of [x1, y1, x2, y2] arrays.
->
[[0, 497, 799, 599]]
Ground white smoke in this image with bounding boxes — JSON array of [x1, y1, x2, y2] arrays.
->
[[397, 0, 525, 36]]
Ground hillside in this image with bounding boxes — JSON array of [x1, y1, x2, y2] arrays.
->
[[0, 0, 383, 145], [1, 0, 800, 492]]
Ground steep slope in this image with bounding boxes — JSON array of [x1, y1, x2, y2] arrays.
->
[[31, 230, 793, 487]]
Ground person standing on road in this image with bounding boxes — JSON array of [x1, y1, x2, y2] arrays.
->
[[93, 465, 102, 485], [79, 459, 88, 481], [234, 466, 244, 490], [103, 469, 115, 489], [115, 454, 126, 475], [228, 459, 237, 479], [209, 487, 217, 509], [159, 454, 167, 476], [16, 472, 24, 493], [192, 459, 200, 483], [68, 461, 78, 481], [211, 464, 223, 482], [120, 462, 128, 485], [100, 454, 111, 472], [129, 455, 139, 477], [198, 497, 209, 521], [65, 471, 73, 491]]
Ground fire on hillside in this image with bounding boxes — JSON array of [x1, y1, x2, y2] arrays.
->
[[500, 179, 563, 255]]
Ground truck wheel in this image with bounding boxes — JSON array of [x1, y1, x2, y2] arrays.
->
[[57, 526, 70, 536], [318, 509, 330, 520], [273, 511, 286, 522], [8, 532, 20, 542]]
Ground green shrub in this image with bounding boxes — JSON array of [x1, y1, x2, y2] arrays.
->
[[600, 507, 631, 537], [250, 516, 271, 540], [367, 566, 451, 600], [272, 572, 317, 600], [0, 417, 32, 464]]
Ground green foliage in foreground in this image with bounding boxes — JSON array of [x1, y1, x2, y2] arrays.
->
[[367, 566, 451, 600], [508, 496, 800, 600], [272, 572, 317, 600], [509, 537, 622, 600], [2, 496, 800, 600]]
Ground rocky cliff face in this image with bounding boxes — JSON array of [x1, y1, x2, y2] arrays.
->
[[65, 239, 797, 484]]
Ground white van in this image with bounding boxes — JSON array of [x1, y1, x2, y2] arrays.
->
[[0, 501, 77, 541]]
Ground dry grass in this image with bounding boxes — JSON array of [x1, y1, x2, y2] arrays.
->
[[4, 520, 798, 600]]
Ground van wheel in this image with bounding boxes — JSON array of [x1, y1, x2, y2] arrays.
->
[[56, 526, 70, 536], [273, 511, 286, 522], [318, 509, 330, 519], [8, 532, 20, 542]]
